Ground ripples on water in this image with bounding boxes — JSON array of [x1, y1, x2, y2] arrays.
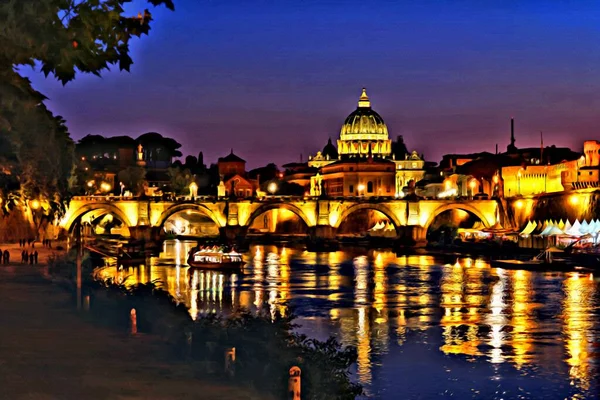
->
[[96, 240, 600, 399]]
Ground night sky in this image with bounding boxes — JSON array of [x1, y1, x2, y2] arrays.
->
[[22, 1, 600, 168]]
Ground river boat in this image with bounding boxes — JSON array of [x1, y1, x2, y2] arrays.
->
[[491, 247, 578, 271], [187, 246, 244, 270]]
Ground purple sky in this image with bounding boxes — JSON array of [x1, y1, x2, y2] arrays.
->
[[21, 0, 600, 168]]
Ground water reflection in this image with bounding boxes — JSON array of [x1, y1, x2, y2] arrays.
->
[[95, 240, 600, 399]]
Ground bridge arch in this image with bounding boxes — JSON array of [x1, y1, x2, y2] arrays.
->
[[62, 203, 133, 232], [422, 203, 494, 231], [334, 203, 402, 229], [157, 203, 224, 229], [245, 202, 313, 228]]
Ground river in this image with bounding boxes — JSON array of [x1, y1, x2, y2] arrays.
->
[[96, 239, 600, 399]]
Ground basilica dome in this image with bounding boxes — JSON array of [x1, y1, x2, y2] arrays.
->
[[338, 88, 391, 157]]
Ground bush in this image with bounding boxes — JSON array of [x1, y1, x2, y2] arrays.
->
[[47, 253, 362, 399], [186, 310, 362, 399]]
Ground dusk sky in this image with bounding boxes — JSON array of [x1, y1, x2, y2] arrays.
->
[[23, 0, 600, 168]]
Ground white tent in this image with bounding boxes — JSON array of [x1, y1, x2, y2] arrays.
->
[[384, 222, 395, 232], [540, 222, 556, 236], [580, 220, 590, 234], [557, 219, 565, 231], [520, 221, 536, 236], [565, 219, 582, 237], [593, 219, 600, 233], [545, 226, 565, 236], [563, 220, 572, 233], [370, 221, 385, 231]]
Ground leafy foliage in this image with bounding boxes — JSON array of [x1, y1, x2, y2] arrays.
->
[[167, 166, 193, 194], [47, 253, 362, 399], [118, 166, 146, 195], [0, 0, 174, 219]]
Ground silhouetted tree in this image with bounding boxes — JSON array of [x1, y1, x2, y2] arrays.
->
[[0, 0, 174, 218], [118, 167, 146, 196]]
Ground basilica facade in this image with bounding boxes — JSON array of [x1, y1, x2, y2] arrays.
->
[[302, 88, 425, 197]]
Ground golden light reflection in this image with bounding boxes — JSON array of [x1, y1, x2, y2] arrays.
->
[[356, 306, 372, 385], [563, 272, 595, 391], [510, 270, 536, 368], [440, 258, 489, 356], [190, 269, 199, 320], [373, 253, 387, 313], [487, 269, 507, 364]]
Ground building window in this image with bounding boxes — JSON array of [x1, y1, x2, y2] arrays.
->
[[349, 184, 354, 194], [349, 167, 354, 171], [367, 181, 373, 193], [412, 162, 417, 168]]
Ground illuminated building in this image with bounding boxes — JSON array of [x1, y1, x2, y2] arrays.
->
[[502, 159, 580, 197], [442, 118, 582, 198], [502, 140, 600, 197], [307, 138, 338, 168], [74, 133, 182, 195], [305, 89, 425, 197], [217, 150, 258, 197]]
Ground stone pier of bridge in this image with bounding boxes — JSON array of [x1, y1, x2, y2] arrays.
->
[[60, 196, 503, 247]]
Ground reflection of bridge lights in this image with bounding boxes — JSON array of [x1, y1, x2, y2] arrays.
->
[[353, 256, 368, 268], [563, 272, 595, 391], [354, 258, 369, 305], [356, 306, 372, 385]]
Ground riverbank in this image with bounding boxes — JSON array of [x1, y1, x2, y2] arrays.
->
[[0, 244, 264, 399]]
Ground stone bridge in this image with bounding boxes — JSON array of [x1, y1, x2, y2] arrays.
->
[[60, 196, 503, 245]]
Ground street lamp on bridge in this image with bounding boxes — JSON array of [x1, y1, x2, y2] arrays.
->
[[268, 182, 278, 195]]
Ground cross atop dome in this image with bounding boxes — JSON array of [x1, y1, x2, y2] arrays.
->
[[358, 87, 370, 108]]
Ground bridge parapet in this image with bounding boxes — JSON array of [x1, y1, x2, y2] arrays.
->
[[61, 195, 502, 244]]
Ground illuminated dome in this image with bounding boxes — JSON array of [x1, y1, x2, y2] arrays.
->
[[338, 88, 392, 157]]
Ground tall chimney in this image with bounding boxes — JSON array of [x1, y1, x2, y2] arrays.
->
[[511, 118, 515, 145]]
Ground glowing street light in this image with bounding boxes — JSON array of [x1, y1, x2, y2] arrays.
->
[[357, 183, 365, 196], [569, 194, 580, 206], [515, 199, 524, 209], [268, 182, 278, 195], [30, 199, 40, 210], [469, 179, 477, 198], [444, 178, 452, 191], [100, 182, 111, 193], [189, 182, 198, 198], [87, 180, 95, 188]]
